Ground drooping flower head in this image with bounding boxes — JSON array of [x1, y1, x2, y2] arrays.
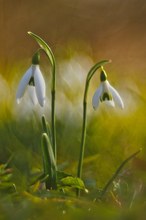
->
[[92, 67, 124, 110], [16, 52, 46, 107]]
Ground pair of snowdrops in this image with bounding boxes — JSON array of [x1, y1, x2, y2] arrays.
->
[[16, 63, 124, 110]]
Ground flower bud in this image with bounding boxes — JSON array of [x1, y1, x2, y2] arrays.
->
[[100, 68, 107, 82], [32, 52, 40, 65]]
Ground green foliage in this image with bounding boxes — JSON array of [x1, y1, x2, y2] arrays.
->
[[41, 133, 57, 189], [59, 176, 86, 191], [0, 161, 16, 194], [42, 115, 52, 145]]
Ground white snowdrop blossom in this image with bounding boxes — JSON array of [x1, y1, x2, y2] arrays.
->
[[16, 64, 46, 107], [92, 69, 124, 110]]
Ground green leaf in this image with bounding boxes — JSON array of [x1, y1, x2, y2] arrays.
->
[[42, 115, 52, 144], [41, 133, 57, 189], [59, 176, 86, 190], [28, 31, 54, 66]]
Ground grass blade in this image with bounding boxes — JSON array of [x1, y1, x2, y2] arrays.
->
[[98, 149, 142, 200]]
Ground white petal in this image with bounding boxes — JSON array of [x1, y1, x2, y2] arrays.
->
[[16, 66, 32, 104], [92, 85, 102, 110], [108, 83, 124, 109], [27, 86, 38, 105], [34, 65, 46, 107], [104, 100, 115, 107]]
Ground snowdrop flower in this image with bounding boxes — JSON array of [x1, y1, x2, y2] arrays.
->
[[16, 52, 46, 107], [92, 68, 124, 110]]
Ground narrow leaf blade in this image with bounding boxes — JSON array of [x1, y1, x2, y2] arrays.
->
[[41, 133, 57, 189], [42, 115, 52, 145]]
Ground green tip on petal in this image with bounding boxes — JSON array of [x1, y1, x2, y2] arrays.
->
[[32, 52, 40, 65], [100, 68, 107, 82]]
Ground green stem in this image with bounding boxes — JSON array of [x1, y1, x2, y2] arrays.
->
[[77, 78, 89, 179], [41, 44, 56, 161], [51, 61, 56, 161], [76, 80, 89, 197], [98, 149, 141, 200], [76, 60, 110, 196]]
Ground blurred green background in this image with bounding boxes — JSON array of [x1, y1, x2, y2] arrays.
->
[[0, 0, 146, 219]]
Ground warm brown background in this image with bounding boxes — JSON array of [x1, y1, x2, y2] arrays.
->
[[0, 0, 146, 75]]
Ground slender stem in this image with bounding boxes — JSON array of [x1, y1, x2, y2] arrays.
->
[[40, 45, 56, 160], [98, 149, 141, 200], [77, 102, 87, 179], [76, 78, 90, 196], [77, 79, 89, 179], [42, 48, 56, 161], [41, 49, 56, 160], [51, 61, 56, 161]]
